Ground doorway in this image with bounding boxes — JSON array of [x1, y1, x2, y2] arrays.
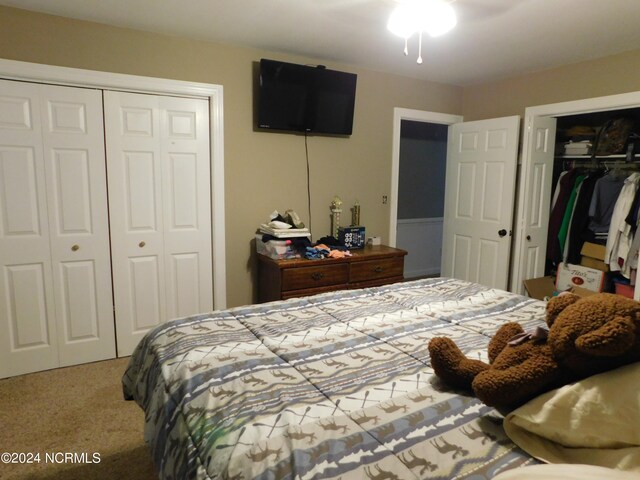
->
[[389, 108, 462, 278]]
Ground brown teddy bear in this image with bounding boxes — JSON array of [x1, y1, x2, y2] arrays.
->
[[428, 292, 640, 408]]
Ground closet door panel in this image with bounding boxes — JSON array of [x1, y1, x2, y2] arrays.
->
[[39, 84, 115, 367], [1, 147, 41, 236], [105, 91, 165, 356], [517, 116, 557, 285], [161, 96, 212, 319], [59, 260, 100, 339], [106, 91, 212, 355], [4, 263, 52, 347], [170, 253, 201, 316], [0, 80, 58, 377], [128, 255, 162, 330]]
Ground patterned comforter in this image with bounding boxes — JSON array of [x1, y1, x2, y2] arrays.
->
[[123, 278, 545, 480]]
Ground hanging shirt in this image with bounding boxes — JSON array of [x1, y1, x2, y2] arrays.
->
[[625, 221, 640, 278], [558, 174, 585, 262], [623, 186, 640, 278], [625, 186, 640, 235], [588, 173, 626, 235], [565, 171, 604, 264], [547, 169, 580, 263], [605, 172, 640, 275], [550, 170, 569, 211]]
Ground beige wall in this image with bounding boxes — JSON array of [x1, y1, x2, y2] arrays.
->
[[461, 49, 640, 120], [0, 6, 463, 307]]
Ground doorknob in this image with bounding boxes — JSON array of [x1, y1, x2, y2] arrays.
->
[[526, 235, 531, 241], [498, 229, 507, 237], [139, 241, 146, 248], [71, 244, 80, 251]]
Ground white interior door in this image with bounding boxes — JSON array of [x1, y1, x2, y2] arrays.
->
[[511, 116, 557, 292], [105, 91, 212, 357], [39, 84, 115, 367], [0, 80, 58, 377], [441, 116, 520, 290]]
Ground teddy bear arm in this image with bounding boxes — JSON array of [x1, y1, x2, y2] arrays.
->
[[488, 322, 525, 363], [472, 353, 561, 407], [575, 316, 636, 357], [428, 337, 490, 390]]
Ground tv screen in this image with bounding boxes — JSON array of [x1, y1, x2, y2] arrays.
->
[[257, 59, 357, 136]]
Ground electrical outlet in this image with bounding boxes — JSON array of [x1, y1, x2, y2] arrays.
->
[[382, 195, 388, 204]]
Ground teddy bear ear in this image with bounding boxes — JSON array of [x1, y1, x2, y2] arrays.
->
[[546, 292, 580, 327]]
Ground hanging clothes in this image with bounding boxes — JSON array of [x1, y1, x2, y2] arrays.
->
[[605, 172, 640, 275], [550, 170, 569, 211], [547, 169, 580, 263], [626, 222, 640, 278], [557, 174, 585, 260], [588, 173, 626, 237], [565, 170, 604, 264], [623, 188, 640, 278]]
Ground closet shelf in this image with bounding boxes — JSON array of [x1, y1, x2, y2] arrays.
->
[[557, 154, 629, 159]]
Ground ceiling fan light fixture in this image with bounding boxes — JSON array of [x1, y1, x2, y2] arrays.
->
[[386, 3, 418, 39], [387, 0, 456, 63], [421, 0, 457, 37]]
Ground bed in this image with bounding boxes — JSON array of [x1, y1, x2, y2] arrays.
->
[[123, 278, 549, 479]]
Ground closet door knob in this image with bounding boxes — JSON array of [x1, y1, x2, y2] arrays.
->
[[139, 241, 146, 248], [526, 235, 531, 241], [498, 229, 507, 238], [71, 244, 80, 251]]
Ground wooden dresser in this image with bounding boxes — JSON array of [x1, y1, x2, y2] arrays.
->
[[257, 245, 407, 302]]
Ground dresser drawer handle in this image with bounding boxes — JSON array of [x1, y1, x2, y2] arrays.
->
[[374, 266, 384, 273], [311, 272, 324, 281]]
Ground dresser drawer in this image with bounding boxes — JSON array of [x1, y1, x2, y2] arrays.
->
[[257, 245, 407, 303], [282, 263, 349, 291], [350, 257, 404, 283]]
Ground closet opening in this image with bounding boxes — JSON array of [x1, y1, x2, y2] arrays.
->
[[546, 108, 640, 294], [513, 94, 640, 302]]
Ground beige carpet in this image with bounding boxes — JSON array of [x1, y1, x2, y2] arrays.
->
[[0, 358, 157, 480]]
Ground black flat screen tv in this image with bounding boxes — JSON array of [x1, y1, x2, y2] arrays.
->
[[257, 59, 357, 136]]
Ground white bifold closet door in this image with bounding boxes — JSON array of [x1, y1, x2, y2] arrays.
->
[[0, 80, 115, 377], [104, 91, 213, 357]]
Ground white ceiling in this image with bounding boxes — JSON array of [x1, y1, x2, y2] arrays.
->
[[3, 0, 640, 86]]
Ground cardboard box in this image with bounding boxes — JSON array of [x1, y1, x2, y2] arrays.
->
[[580, 242, 608, 272], [523, 276, 599, 301], [556, 262, 607, 292], [568, 286, 598, 298], [614, 281, 634, 299], [523, 276, 557, 300]]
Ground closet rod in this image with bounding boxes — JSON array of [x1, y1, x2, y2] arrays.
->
[[564, 159, 640, 170]]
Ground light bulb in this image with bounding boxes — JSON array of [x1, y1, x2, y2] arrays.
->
[[421, 0, 457, 37], [387, 3, 418, 39], [387, 0, 456, 64]]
